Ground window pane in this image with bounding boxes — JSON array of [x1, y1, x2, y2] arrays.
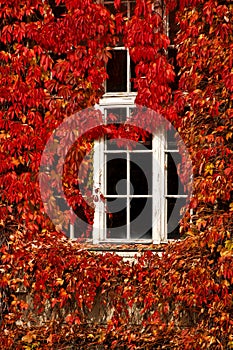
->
[[106, 107, 127, 124], [130, 133, 153, 150], [138, 133, 153, 150], [106, 50, 127, 92], [169, 8, 178, 45], [104, 1, 127, 16], [129, 109, 153, 149], [130, 198, 152, 239], [105, 138, 128, 151], [106, 154, 127, 195], [168, 46, 179, 90], [167, 197, 186, 239], [106, 198, 127, 239], [130, 1, 136, 16], [130, 153, 152, 195], [166, 127, 178, 150], [73, 217, 92, 240], [167, 152, 185, 195], [104, 1, 136, 17], [167, 152, 178, 195]]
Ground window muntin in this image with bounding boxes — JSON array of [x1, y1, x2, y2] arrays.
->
[[104, 124, 154, 240]]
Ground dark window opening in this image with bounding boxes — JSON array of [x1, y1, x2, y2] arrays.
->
[[106, 198, 127, 238], [106, 50, 127, 92], [130, 153, 152, 195], [167, 197, 186, 239], [130, 198, 152, 239], [107, 155, 127, 195]]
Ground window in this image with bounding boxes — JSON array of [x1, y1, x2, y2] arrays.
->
[[105, 48, 136, 93], [67, 0, 187, 244], [104, 0, 137, 95], [92, 105, 188, 244]]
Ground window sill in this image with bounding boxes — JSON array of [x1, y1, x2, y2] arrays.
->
[[71, 240, 171, 252]]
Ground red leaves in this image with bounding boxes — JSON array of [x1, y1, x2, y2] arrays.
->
[[0, 0, 117, 241], [0, 1, 232, 349]]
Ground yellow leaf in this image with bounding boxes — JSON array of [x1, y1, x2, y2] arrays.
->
[[56, 278, 64, 286], [87, 334, 95, 339], [47, 334, 53, 344], [225, 240, 233, 251], [12, 157, 20, 166], [22, 332, 36, 344]]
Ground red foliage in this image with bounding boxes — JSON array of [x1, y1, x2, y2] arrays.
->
[[0, 0, 233, 349]]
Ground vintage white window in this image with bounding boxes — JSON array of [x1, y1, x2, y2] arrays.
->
[[67, 0, 187, 244], [91, 102, 187, 244], [87, 0, 187, 244]]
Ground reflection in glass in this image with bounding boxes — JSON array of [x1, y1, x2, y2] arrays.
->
[[106, 107, 127, 123]]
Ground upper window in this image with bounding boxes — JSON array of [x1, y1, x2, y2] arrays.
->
[[104, 0, 137, 94], [106, 48, 136, 93]]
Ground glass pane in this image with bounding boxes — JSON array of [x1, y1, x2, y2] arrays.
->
[[169, 8, 178, 45], [106, 107, 127, 123], [168, 46, 179, 90], [166, 127, 178, 150], [104, 1, 136, 16], [138, 133, 152, 149], [106, 198, 127, 239], [56, 196, 69, 212], [106, 154, 127, 195], [106, 50, 127, 92], [131, 134, 153, 150], [130, 198, 152, 239], [167, 197, 187, 239], [104, 1, 127, 16], [104, 2, 116, 15], [130, 1, 136, 16], [128, 109, 153, 149], [167, 152, 185, 195], [130, 153, 152, 195], [105, 138, 128, 151]]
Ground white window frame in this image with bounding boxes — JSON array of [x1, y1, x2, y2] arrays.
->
[[92, 95, 187, 244], [104, 47, 136, 97], [92, 105, 188, 244]]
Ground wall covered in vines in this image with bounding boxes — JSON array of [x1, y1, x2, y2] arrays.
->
[[0, 0, 233, 349]]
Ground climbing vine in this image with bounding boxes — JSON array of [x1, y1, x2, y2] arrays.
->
[[0, 0, 232, 349]]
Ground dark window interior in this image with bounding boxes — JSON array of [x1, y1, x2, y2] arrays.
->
[[107, 155, 127, 195], [130, 153, 152, 195], [167, 197, 186, 239], [106, 50, 127, 92]]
